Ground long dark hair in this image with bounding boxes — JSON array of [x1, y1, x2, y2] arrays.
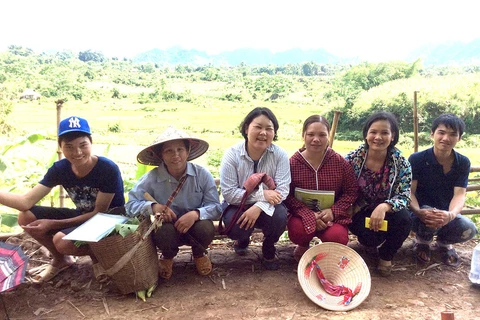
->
[[239, 107, 279, 141]]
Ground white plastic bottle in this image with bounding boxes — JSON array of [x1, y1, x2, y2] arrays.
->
[[469, 243, 480, 285]]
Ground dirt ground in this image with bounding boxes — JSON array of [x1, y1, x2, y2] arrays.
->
[[2, 233, 480, 320]]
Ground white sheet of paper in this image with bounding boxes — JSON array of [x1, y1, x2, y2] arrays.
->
[[63, 213, 128, 242]]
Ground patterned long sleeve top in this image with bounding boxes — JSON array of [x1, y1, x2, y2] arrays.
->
[[284, 148, 359, 234], [345, 143, 412, 212]]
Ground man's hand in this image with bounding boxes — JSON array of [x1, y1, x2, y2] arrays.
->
[[174, 211, 199, 234], [414, 207, 433, 223], [21, 219, 56, 237], [423, 208, 450, 229], [237, 206, 262, 230]]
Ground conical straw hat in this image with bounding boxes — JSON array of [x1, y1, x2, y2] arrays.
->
[[297, 242, 371, 311], [137, 126, 209, 166]]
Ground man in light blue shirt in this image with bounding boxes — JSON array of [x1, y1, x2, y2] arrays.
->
[[127, 127, 221, 279]]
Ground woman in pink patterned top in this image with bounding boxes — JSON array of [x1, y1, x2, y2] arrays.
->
[[284, 115, 359, 262]]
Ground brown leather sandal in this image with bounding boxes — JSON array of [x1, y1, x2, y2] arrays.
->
[[194, 255, 212, 276], [158, 257, 174, 280], [377, 259, 392, 277]]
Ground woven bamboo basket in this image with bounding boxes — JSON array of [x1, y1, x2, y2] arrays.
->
[[89, 218, 158, 294], [297, 242, 371, 311]]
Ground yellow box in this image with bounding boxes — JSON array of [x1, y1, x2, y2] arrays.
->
[[365, 217, 388, 231]]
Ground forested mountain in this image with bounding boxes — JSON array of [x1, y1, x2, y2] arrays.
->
[[133, 39, 480, 66], [2, 44, 480, 139], [407, 39, 480, 66], [133, 47, 344, 66]]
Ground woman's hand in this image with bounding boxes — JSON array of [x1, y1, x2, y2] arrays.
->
[[174, 210, 198, 233], [369, 203, 389, 231], [153, 203, 177, 223], [319, 209, 334, 223], [237, 206, 262, 230], [314, 209, 334, 231], [264, 189, 282, 205]]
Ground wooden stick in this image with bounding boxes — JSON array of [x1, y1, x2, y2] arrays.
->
[[56, 100, 64, 208], [102, 297, 110, 315], [329, 111, 342, 148], [67, 300, 85, 318], [413, 91, 419, 152]]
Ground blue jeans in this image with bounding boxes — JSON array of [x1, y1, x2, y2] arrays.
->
[[411, 208, 477, 244]]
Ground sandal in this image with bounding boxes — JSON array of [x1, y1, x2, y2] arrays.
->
[[158, 257, 174, 280], [293, 245, 309, 262], [377, 259, 392, 277], [262, 258, 279, 270], [439, 247, 460, 267], [233, 240, 249, 256], [92, 263, 109, 283], [194, 255, 212, 276], [414, 243, 431, 264], [30, 264, 72, 284], [363, 245, 379, 256]]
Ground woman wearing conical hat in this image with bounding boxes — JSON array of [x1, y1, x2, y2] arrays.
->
[[126, 127, 221, 279]]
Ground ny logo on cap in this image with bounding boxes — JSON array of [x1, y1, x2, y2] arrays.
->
[[68, 117, 82, 128]]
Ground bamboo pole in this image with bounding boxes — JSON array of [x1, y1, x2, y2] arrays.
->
[[463, 165, 480, 215], [55, 100, 65, 207], [413, 91, 419, 152], [329, 111, 342, 148]]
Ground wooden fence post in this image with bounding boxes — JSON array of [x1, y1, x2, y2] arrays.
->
[[414, 91, 419, 152], [55, 100, 65, 208], [329, 111, 342, 148]]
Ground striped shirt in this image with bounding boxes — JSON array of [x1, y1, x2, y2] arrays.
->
[[220, 141, 291, 216]]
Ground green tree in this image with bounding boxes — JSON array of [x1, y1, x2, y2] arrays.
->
[[8, 45, 34, 57], [78, 50, 106, 63]]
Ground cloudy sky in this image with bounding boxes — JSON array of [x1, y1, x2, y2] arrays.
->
[[2, 0, 479, 61]]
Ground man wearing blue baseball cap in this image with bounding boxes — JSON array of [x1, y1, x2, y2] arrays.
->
[[0, 116, 125, 283]]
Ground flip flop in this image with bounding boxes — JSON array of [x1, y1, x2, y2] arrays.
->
[[439, 247, 460, 267], [30, 264, 72, 284], [413, 243, 431, 264], [28, 264, 49, 276], [233, 240, 248, 256], [92, 263, 109, 283]]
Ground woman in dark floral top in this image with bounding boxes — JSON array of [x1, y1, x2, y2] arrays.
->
[[345, 111, 412, 277]]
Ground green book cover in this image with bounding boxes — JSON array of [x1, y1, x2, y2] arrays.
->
[[294, 187, 335, 211]]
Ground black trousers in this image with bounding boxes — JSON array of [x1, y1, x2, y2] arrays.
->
[[349, 207, 411, 261], [153, 220, 215, 259], [222, 203, 287, 260]]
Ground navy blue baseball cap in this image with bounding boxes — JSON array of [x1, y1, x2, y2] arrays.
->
[[58, 116, 91, 136]]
